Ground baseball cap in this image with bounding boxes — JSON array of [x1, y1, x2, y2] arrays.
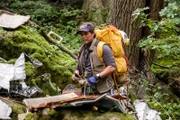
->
[[77, 22, 94, 33]]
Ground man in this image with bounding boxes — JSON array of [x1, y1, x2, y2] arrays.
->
[[72, 22, 116, 95]]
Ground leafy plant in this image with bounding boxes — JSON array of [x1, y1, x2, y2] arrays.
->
[[132, 1, 180, 119], [132, 0, 180, 59], [142, 79, 180, 120]]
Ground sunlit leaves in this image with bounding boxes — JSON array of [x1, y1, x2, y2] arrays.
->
[[133, 0, 180, 59], [160, 0, 180, 18], [138, 35, 180, 57], [132, 7, 150, 23]]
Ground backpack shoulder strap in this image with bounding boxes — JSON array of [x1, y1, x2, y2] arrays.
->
[[97, 41, 105, 62]]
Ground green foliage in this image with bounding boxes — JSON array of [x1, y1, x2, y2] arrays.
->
[[146, 83, 180, 120], [132, 3, 180, 119], [138, 35, 180, 58], [148, 100, 180, 120], [4, 0, 59, 25], [129, 72, 180, 120], [0, 0, 83, 51], [160, 0, 180, 18], [132, 0, 180, 59], [132, 0, 180, 86]]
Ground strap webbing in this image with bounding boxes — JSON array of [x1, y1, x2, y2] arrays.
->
[[113, 73, 120, 95]]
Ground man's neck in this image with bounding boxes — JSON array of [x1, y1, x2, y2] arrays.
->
[[85, 42, 92, 48]]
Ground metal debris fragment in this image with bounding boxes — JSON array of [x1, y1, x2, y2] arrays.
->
[[0, 10, 30, 29], [0, 100, 12, 119], [134, 100, 162, 120]]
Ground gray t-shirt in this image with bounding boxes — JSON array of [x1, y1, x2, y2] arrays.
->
[[102, 44, 116, 67]]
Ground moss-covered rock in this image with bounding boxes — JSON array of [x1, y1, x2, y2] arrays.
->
[[152, 57, 180, 82], [58, 108, 135, 120], [24, 107, 135, 120], [0, 27, 76, 91], [25, 112, 39, 120], [10, 103, 27, 120], [152, 56, 180, 97], [32, 73, 60, 95]]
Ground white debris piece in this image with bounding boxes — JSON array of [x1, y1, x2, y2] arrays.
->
[[0, 53, 26, 90], [13, 53, 26, 80], [0, 100, 12, 119], [0, 64, 14, 90], [134, 100, 162, 120], [0, 10, 30, 29]]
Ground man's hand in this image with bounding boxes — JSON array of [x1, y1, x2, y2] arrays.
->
[[78, 79, 89, 86], [72, 74, 81, 82], [87, 76, 97, 86], [78, 76, 98, 86]]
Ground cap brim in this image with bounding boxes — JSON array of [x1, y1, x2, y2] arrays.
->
[[77, 28, 89, 34]]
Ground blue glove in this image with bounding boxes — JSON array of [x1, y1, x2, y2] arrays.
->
[[87, 76, 97, 86]]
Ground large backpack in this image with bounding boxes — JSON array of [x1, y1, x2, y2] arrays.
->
[[95, 25, 129, 78]]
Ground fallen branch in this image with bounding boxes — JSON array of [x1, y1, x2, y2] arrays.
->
[[40, 29, 77, 60], [27, 21, 77, 60], [153, 62, 171, 69]]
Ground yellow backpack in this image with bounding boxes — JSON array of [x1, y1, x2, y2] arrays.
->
[[95, 25, 129, 75]]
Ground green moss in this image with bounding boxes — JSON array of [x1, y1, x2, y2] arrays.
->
[[25, 62, 36, 76], [25, 112, 39, 120], [7, 59, 16, 64], [10, 102, 27, 120], [152, 56, 180, 81], [43, 108, 58, 116], [59, 109, 135, 120], [95, 112, 135, 120], [0, 27, 76, 91], [11, 104, 26, 114], [24, 109, 59, 120], [33, 73, 59, 95]]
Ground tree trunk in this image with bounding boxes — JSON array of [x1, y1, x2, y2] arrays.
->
[[110, 0, 163, 83], [110, 0, 145, 73]]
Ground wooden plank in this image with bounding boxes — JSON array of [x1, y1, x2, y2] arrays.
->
[[23, 93, 79, 109]]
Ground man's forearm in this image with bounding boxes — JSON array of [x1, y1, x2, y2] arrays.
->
[[99, 66, 116, 78]]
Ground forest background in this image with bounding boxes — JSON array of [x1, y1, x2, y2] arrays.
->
[[0, 0, 180, 120]]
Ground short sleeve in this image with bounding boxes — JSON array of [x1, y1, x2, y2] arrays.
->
[[102, 45, 116, 68]]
